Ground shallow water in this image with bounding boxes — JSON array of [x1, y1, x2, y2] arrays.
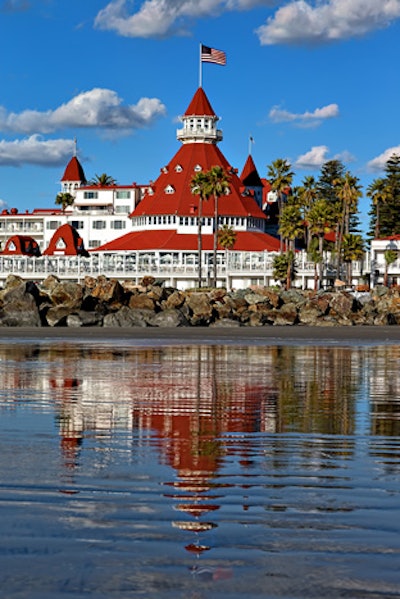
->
[[0, 339, 400, 598]]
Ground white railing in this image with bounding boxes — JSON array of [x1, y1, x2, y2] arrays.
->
[[0, 250, 371, 288]]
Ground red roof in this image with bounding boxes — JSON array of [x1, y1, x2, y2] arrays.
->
[[132, 143, 266, 220], [94, 229, 280, 253], [184, 87, 216, 116], [1, 235, 41, 256], [44, 223, 88, 256], [61, 156, 86, 183], [240, 155, 263, 188]]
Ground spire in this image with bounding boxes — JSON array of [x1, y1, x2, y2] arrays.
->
[[177, 88, 222, 145], [61, 152, 87, 194]]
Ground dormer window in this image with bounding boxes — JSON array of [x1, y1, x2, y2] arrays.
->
[[194, 164, 202, 172], [161, 166, 168, 174], [8, 241, 16, 251], [164, 185, 175, 194], [56, 238, 66, 250], [175, 164, 183, 172]]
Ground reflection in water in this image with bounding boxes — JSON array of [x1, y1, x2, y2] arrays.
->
[[0, 341, 400, 598]]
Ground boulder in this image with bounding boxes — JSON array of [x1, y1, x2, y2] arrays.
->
[[103, 306, 153, 327], [148, 308, 189, 327], [0, 281, 41, 327], [186, 292, 214, 325]]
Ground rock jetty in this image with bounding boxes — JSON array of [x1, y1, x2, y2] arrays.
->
[[0, 274, 399, 328]]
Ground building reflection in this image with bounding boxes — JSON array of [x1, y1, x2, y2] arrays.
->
[[1, 341, 400, 538]]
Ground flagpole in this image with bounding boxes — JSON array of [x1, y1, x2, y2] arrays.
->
[[199, 43, 202, 88]]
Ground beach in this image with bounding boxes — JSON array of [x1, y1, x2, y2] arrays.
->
[[0, 325, 399, 344]]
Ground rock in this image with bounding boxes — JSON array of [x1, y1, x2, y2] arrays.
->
[[273, 302, 298, 325], [66, 311, 104, 328], [0, 281, 41, 326], [44, 306, 71, 327], [298, 304, 323, 325], [162, 290, 186, 310], [103, 306, 153, 327], [186, 292, 213, 325], [148, 308, 189, 327], [90, 277, 124, 304], [128, 293, 157, 311], [44, 281, 83, 309]]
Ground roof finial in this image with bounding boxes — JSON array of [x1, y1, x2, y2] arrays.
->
[[249, 135, 254, 156], [73, 137, 77, 157]]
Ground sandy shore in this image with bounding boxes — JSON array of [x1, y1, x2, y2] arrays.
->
[[0, 325, 399, 344]]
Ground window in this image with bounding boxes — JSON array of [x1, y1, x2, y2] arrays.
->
[[71, 221, 84, 229], [194, 164, 202, 172], [56, 238, 66, 250], [165, 185, 175, 194], [116, 191, 131, 199], [111, 220, 126, 230], [115, 205, 130, 214], [89, 240, 101, 248], [84, 192, 99, 199], [46, 221, 61, 230], [175, 164, 183, 172], [92, 220, 106, 229]]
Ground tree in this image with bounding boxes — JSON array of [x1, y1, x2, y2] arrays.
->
[[217, 224, 237, 252], [207, 166, 231, 287], [89, 173, 116, 186], [307, 198, 334, 289], [296, 175, 318, 251], [190, 171, 211, 288], [278, 204, 303, 289], [367, 177, 390, 239], [342, 233, 364, 286], [266, 158, 294, 252], [55, 192, 74, 212], [371, 154, 400, 237], [383, 249, 398, 287], [272, 252, 296, 290], [333, 171, 362, 280]]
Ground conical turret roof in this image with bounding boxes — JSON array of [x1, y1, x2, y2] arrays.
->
[[240, 154, 263, 187], [184, 87, 217, 116], [61, 156, 86, 184]]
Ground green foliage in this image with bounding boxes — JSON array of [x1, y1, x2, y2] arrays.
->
[[55, 192, 74, 212]]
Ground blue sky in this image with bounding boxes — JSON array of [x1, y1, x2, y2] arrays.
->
[[0, 0, 400, 233]]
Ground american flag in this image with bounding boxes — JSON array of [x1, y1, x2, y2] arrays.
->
[[201, 45, 226, 66]]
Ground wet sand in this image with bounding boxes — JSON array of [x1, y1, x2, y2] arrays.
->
[[0, 325, 399, 344]]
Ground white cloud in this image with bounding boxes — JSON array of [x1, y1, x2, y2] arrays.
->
[[94, 0, 275, 38], [295, 145, 330, 169], [256, 0, 400, 46], [295, 145, 355, 169], [0, 88, 166, 135], [367, 146, 400, 172], [269, 103, 339, 127], [0, 136, 75, 167]]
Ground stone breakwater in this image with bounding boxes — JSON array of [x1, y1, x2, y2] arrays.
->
[[0, 274, 399, 328]]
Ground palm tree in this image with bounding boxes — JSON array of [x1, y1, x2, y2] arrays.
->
[[208, 166, 231, 287], [190, 171, 211, 288], [89, 173, 116, 186], [218, 224, 236, 280], [55, 192, 74, 213], [297, 175, 318, 251], [333, 172, 362, 280], [218, 224, 237, 252], [278, 204, 303, 289], [367, 178, 389, 238], [307, 198, 334, 289], [342, 233, 364, 286], [266, 158, 294, 253], [272, 252, 296, 290], [383, 249, 398, 287]]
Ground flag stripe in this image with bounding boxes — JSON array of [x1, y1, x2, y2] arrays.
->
[[201, 45, 226, 66]]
